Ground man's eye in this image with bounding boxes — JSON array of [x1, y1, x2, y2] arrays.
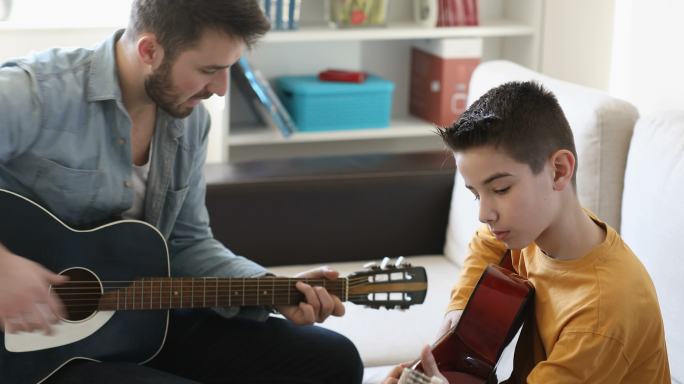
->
[[201, 69, 217, 75], [494, 187, 511, 195], [473, 194, 480, 201]]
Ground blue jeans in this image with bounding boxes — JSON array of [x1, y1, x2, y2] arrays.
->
[[46, 310, 363, 384]]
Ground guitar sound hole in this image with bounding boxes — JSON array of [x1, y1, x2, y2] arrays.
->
[[52, 268, 103, 322]]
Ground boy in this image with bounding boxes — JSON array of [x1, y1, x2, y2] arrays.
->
[[385, 81, 670, 383]]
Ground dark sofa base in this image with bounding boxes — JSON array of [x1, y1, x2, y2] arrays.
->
[[204, 152, 456, 267]]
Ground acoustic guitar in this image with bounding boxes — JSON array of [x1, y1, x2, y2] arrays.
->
[[414, 258, 534, 383], [0, 189, 428, 383]]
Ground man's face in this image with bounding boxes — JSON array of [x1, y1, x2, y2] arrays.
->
[[145, 29, 245, 118], [455, 146, 557, 250]]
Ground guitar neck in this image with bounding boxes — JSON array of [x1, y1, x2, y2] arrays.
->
[[96, 277, 348, 311]]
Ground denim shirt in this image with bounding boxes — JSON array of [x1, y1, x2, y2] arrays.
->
[[0, 30, 268, 319]]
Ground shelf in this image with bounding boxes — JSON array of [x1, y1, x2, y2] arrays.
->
[[229, 117, 439, 147], [262, 20, 536, 43]]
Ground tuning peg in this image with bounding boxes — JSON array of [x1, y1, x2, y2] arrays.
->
[[380, 257, 391, 270], [395, 256, 405, 268], [363, 261, 380, 270]]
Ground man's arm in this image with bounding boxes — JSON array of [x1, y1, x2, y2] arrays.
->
[[166, 116, 269, 320], [0, 63, 42, 163]]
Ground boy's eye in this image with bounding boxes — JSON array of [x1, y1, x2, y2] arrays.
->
[[472, 193, 480, 201], [494, 186, 511, 195], [201, 69, 217, 75]]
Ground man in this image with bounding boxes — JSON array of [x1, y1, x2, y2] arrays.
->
[[0, 1, 363, 382]]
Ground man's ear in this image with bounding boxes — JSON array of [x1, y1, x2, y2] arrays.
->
[[136, 33, 165, 68], [550, 149, 575, 191]]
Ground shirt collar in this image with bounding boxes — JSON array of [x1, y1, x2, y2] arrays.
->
[[86, 29, 125, 102]]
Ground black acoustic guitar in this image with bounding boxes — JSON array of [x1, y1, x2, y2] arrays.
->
[[0, 189, 428, 383]]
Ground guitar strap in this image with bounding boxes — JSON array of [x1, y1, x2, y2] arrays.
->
[[499, 249, 515, 273]]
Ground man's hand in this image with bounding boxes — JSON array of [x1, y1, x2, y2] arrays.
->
[[382, 345, 447, 384], [0, 244, 68, 335], [275, 266, 345, 325], [436, 309, 463, 339]]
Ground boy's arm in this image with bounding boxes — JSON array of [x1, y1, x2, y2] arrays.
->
[[446, 224, 507, 311], [526, 332, 632, 383]]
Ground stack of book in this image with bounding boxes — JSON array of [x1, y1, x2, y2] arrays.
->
[[231, 57, 296, 138], [259, 0, 302, 30], [437, 0, 479, 27]]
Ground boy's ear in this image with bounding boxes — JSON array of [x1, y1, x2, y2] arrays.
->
[[550, 149, 575, 191]]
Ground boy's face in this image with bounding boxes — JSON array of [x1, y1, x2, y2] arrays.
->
[[145, 28, 245, 118], [455, 146, 557, 250]]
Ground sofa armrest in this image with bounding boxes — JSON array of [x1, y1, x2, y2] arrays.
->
[[204, 152, 455, 267]]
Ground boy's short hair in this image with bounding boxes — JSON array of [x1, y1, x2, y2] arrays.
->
[[439, 81, 578, 185], [128, 0, 270, 61]]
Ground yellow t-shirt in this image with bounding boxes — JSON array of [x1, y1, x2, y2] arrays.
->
[[446, 213, 670, 383]]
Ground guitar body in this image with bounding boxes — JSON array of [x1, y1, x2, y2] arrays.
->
[[0, 189, 430, 383], [0, 190, 170, 383], [417, 264, 534, 383]]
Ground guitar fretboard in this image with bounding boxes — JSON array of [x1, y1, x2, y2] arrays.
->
[[94, 277, 348, 310]]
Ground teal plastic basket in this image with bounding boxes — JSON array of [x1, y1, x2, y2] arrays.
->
[[276, 75, 394, 132]]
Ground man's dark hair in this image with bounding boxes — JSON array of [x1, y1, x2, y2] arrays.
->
[[128, 0, 270, 61], [439, 81, 578, 185]]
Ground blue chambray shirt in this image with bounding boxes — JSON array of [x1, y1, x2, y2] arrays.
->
[[0, 30, 268, 319]]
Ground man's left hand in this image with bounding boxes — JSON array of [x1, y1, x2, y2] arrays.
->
[[275, 267, 345, 325]]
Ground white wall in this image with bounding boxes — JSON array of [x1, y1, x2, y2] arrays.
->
[[609, 0, 684, 115], [540, 0, 616, 91]]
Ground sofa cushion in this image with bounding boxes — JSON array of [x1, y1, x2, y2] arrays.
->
[[621, 111, 684, 382], [444, 60, 639, 266], [267, 255, 460, 369]]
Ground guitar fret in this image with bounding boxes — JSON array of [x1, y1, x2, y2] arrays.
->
[[132, 280, 136, 310], [272, 278, 275, 305], [159, 279, 162, 309], [180, 277, 183, 308], [191, 278, 194, 308], [117, 289, 120, 310], [256, 278, 260, 305], [140, 278, 144, 310], [215, 278, 219, 307], [203, 277, 206, 308], [124, 287, 128, 310], [242, 277, 245, 306], [287, 278, 291, 305]]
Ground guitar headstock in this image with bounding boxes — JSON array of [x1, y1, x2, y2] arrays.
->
[[347, 257, 427, 310]]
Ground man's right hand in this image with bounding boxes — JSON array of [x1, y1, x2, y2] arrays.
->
[[0, 243, 68, 335], [436, 309, 463, 340]]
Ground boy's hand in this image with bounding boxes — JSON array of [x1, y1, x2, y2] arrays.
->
[[275, 267, 345, 325], [436, 309, 463, 339], [382, 345, 447, 384]]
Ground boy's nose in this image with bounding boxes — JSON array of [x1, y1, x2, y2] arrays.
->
[[478, 202, 497, 225]]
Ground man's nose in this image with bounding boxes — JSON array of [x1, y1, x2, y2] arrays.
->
[[207, 69, 228, 97]]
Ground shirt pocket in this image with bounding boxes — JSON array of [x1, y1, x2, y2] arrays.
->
[[31, 155, 105, 228]]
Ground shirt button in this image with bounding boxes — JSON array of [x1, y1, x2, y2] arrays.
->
[[124, 180, 133, 188], [117, 138, 126, 145]]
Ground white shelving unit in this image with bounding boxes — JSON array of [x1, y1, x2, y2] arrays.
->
[[224, 0, 544, 163]]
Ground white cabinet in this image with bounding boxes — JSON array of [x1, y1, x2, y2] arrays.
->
[[224, 0, 543, 163]]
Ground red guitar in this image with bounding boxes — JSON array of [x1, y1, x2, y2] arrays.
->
[[415, 258, 534, 383]]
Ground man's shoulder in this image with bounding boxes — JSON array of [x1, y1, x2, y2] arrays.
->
[[4, 46, 95, 79]]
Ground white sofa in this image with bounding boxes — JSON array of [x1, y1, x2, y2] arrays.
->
[[269, 61, 683, 383]]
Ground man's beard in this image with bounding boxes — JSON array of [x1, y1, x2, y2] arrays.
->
[[144, 60, 208, 119]]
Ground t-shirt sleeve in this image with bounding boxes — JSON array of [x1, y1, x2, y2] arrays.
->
[[446, 224, 507, 311], [526, 332, 629, 383]]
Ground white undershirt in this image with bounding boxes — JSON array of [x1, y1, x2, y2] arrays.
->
[[121, 145, 152, 220]]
